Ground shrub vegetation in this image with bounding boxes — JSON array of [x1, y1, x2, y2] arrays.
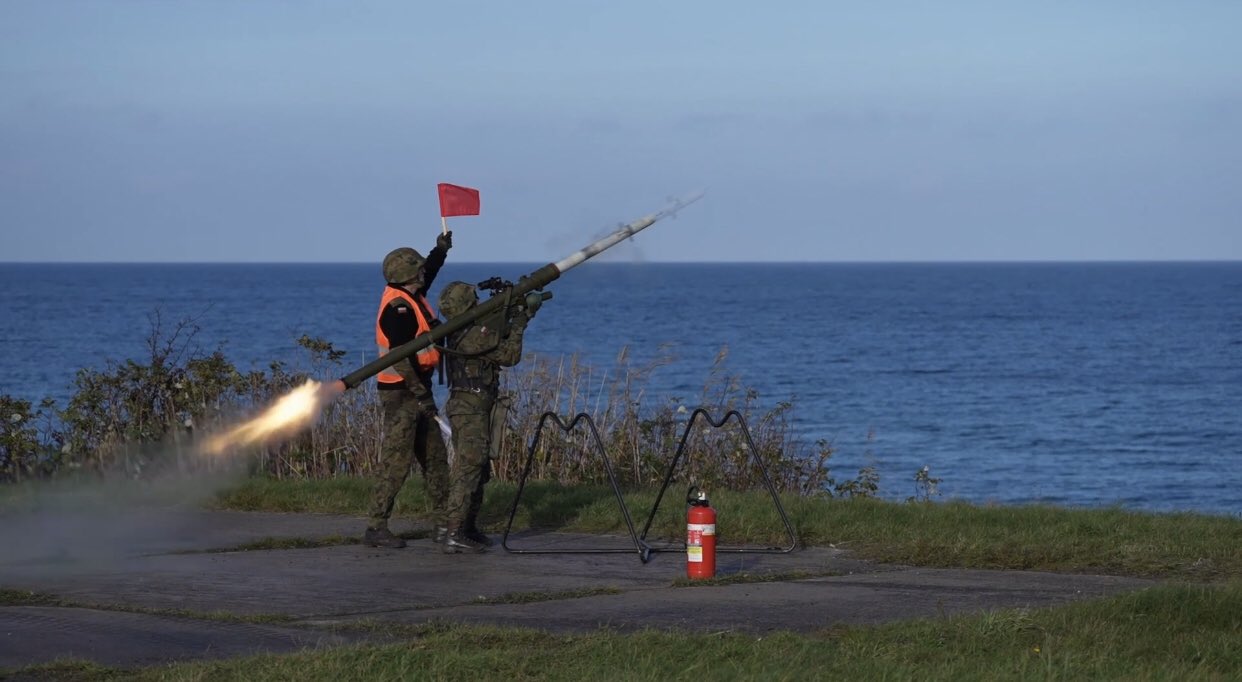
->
[[1, 316, 872, 496]]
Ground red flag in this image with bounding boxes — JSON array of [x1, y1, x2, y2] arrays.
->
[[437, 183, 481, 217]]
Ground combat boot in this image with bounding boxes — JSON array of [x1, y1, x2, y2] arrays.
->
[[364, 526, 407, 549], [432, 525, 448, 544], [442, 529, 486, 554], [464, 525, 494, 547]]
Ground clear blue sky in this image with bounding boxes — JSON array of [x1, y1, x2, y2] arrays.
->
[[2, 1, 1239, 262]]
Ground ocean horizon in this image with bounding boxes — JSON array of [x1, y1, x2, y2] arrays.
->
[[4, 259, 1241, 265]]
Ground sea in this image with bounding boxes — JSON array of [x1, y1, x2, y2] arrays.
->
[[2, 262, 1239, 516]]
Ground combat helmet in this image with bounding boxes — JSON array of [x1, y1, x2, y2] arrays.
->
[[438, 281, 478, 319], [382, 247, 424, 284]]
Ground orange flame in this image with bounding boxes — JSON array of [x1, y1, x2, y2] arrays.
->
[[201, 380, 346, 455]]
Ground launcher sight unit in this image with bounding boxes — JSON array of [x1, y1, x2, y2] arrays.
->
[[476, 276, 513, 294], [477, 276, 552, 315]]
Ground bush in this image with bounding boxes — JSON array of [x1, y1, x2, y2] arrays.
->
[[2, 316, 883, 496], [0, 395, 47, 480], [496, 345, 836, 495]]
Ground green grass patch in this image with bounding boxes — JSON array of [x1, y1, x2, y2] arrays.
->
[[208, 476, 378, 514], [669, 570, 840, 588], [471, 586, 623, 605], [11, 582, 1239, 681], [210, 477, 1242, 581], [1, 659, 125, 681], [803, 497, 1242, 580], [165, 534, 363, 555], [0, 588, 61, 606], [0, 588, 294, 625]]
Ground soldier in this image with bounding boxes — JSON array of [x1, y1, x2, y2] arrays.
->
[[437, 280, 540, 553], [364, 231, 453, 549]]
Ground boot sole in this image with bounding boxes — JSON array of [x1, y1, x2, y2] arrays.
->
[[441, 544, 486, 554]]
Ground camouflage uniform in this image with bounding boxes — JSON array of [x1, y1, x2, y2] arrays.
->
[[439, 282, 532, 547], [369, 390, 450, 530], [366, 237, 451, 548]]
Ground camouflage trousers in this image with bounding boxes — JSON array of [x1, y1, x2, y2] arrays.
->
[[368, 390, 449, 530], [444, 391, 510, 529]]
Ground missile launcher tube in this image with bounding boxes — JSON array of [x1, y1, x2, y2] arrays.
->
[[338, 193, 702, 390]]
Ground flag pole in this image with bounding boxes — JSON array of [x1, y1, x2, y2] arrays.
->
[[440, 216, 448, 236]]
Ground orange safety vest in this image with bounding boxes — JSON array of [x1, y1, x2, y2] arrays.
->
[[375, 286, 441, 385]]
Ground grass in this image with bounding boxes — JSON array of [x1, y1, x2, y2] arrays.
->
[[208, 476, 1242, 581], [796, 497, 1242, 580], [169, 535, 363, 554], [205, 476, 379, 513], [0, 588, 61, 607], [669, 570, 840, 588], [0, 588, 294, 625], [3, 324, 828, 495], [470, 586, 624, 605], [7, 476, 1242, 679], [8, 582, 1242, 681]]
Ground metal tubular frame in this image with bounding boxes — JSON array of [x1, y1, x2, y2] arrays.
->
[[501, 407, 799, 563], [640, 408, 798, 555], [501, 411, 653, 563]]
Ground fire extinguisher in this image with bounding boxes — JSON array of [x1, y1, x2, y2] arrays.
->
[[686, 485, 716, 580]]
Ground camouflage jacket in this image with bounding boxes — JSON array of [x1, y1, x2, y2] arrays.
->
[[444, 311, 529, 394]]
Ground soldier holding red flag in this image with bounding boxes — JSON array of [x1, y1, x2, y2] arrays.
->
[[364, 183, 480, 549], [364, 230, 454, 548]]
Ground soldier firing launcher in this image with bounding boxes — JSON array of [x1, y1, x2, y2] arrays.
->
[[337, 192, 703, 391]]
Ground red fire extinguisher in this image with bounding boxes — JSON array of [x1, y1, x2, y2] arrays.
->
[[686, 486, 716, 580]]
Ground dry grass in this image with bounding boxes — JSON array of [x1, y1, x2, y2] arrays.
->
[[3, 318, 836, 495]]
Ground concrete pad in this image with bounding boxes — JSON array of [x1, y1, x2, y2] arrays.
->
[[0, 511, 1156, 671], [0, 606, 359, 670], [358, 567, 1148, 634], [0, 509, 376, 564], [1, 533, 867, 617]]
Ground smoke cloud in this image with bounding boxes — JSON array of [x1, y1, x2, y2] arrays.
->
[[0, 449, 251, 573]]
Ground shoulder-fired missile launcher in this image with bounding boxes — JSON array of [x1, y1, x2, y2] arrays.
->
[[336, 192, 703, 391]]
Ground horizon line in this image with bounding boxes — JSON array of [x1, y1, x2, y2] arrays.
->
[[2, 259, 1241, 266]]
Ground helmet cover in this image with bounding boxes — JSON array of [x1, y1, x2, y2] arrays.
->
[[438, 281, 479, 319], [382, 247, 425, 284]]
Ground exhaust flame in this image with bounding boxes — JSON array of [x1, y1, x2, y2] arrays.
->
[[201, 380, 346, 455]]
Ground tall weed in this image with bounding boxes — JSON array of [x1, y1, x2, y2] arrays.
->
[[2, 318, 862, 495]]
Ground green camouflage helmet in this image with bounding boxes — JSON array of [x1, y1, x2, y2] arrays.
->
[[382, 247, 425, 284], [438, 281, 478, 319]]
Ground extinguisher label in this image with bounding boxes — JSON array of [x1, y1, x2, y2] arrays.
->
[[687, 546, 703, 562], [687, 523, 716, 535]]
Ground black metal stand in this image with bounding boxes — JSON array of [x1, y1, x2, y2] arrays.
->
[[500, 412, 653, 563], [639, 408, 798, 555], [501, 407, 799, 563]]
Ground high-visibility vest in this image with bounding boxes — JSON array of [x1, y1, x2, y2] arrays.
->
[[375, 285, 441, 384]]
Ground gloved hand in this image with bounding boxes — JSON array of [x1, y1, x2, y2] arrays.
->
[[510, 310, 531, 330], [417, 395, 438, 417], [523, 291, 550, 317], [437, 230, 453, 251]]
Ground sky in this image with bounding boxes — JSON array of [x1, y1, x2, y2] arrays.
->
[[1, 1, 1239, 263]]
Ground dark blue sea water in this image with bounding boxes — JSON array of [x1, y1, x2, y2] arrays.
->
[[2, 262, 1240, 515]]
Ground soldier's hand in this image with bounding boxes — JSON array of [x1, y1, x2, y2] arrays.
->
[[437, 230, 453, 251], [523, 291, 547, 317], [417, 395, 438, 417]]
